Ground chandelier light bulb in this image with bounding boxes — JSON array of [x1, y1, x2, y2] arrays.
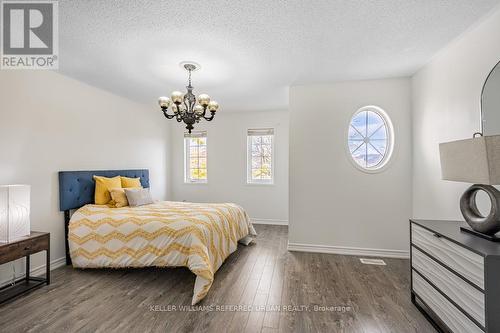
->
[[158, 96, 171, 108], [194, 105, 204, 115], [171, 91, 184, 103], [197, 94, 211, 106], [208, 101, 219, 112]]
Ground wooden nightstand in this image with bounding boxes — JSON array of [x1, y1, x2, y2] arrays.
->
[[0, 232, 50, 304]]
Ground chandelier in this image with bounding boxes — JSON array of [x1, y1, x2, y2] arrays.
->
[[158, 62, 219, 133]]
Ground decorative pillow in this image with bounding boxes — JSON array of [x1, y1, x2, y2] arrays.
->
[[124, 188, 154, 207], [121, 176, 142, 188], [93, 175, 122, 205], [109, 188, 129, 208]]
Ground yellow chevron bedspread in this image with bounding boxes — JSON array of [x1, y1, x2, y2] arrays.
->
[[68, 201, 256, 305]]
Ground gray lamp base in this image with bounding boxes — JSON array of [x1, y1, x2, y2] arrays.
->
[[460, 225, 500, 242], [460, 184, 500, 238]]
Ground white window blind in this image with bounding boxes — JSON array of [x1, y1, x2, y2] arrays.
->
[[184, 131, 207, 138], [247, 128, 274, 136]]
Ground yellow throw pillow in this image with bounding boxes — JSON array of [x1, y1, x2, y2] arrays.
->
[[121, 176, 142, 188], [109, 188, 129, 208], [93, 175, 122, 205]]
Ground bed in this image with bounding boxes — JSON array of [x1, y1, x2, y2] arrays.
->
[[59, 169, 256, 304]]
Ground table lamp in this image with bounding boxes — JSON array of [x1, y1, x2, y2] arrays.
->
[[439, 135, 500, 240], [0, 185, 31, 243]]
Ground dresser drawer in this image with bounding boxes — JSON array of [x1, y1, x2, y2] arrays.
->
[[412, 246, 485, 327], [411, 224, 484, 289], [413, 273, 483, 333]]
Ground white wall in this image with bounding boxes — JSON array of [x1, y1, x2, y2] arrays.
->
[[412, 7, 500, 220], [170, 110, 289, 224], [0, 70, 170, 284], [289, 78, 412, 256]]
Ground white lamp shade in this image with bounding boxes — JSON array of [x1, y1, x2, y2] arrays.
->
[[0, 185, 30, 242], [439, 135, 500, 185]]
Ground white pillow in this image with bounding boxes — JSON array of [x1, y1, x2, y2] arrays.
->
[[124, 188, 153, 207]]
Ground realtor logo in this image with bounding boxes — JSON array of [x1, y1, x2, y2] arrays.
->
[[1, 0, 58, 69]]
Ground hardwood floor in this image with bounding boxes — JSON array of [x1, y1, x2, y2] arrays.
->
[[0, 225, 435, 333]]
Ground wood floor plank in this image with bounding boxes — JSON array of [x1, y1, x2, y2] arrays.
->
[[262, 255, 284, 329], [0, 225, 436, 333]]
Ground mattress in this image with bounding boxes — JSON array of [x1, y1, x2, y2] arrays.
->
[[68, 201, 257, 304]]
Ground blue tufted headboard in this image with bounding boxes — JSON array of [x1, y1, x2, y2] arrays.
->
[[59, 169, 150, 265], [58, 169, 150, 211]]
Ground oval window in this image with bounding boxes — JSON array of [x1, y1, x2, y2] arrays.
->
[[347, 106, 394, 171]]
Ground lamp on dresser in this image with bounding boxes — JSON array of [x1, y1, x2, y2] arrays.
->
[[409, 135, 500, 332], [439, 134, 500, 240]]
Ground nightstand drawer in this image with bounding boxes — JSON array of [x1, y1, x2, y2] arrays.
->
[[0, 235, 49, 264], [17, 236, 49, 256], [412, 246, 485, 327], [0, 242, 21, 264], [411, 224, 484, 289], [413, 273, 483, 333]]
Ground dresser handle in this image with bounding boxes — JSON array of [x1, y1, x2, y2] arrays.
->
[[433, 233, 442, 238], [24, 246, 31, 250]]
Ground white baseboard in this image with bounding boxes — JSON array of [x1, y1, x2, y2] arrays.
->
[[0, 256, 66, 288], [31, 257, 67, 276], [287, 242, 409, 259], [251, 218, 288, 226]]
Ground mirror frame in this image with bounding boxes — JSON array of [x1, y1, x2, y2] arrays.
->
[[480, 59, 500, 135]]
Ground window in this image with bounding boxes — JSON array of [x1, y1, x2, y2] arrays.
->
[[347, 106, 394, 172], [247, 128, 274, 184], [184, 131, 207, 183]]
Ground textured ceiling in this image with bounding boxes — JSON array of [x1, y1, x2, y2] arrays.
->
[[58, 0, 500, 112]]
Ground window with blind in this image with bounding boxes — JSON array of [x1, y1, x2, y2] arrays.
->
[[247, 128, 274, 184], [184, 131, 207, 183]]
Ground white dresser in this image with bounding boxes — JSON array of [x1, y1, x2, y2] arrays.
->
[[410, 220, 500, 333]]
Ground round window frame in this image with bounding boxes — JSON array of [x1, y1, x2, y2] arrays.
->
[[345, 105, 395, 173]]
